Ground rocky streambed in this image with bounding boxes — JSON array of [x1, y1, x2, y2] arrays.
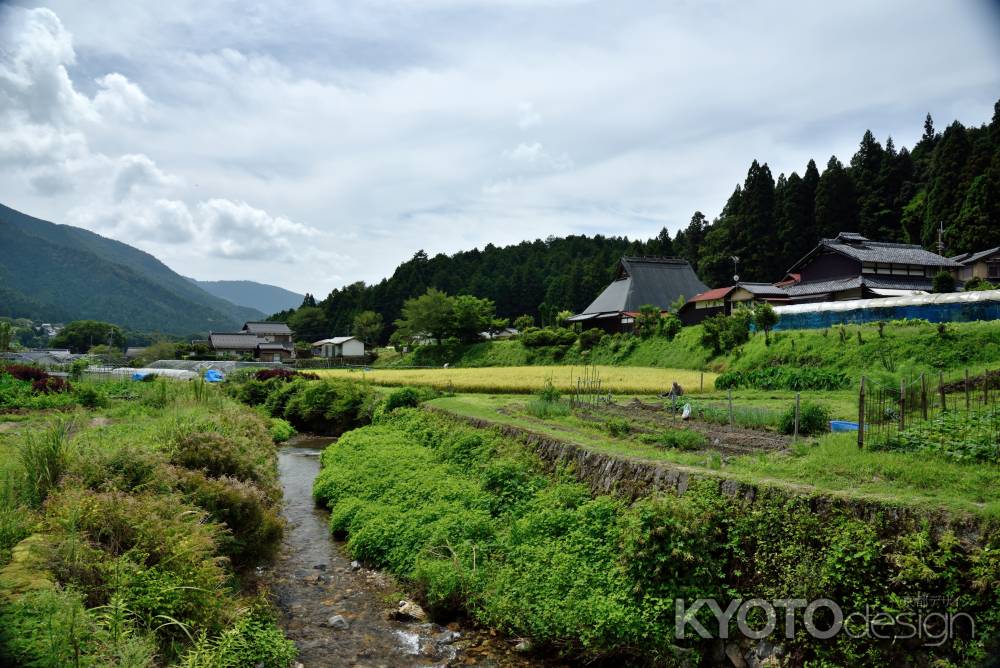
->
[[264, 437, 540, 667]]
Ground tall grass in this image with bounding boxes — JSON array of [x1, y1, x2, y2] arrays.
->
[[17, 420, 72, 507]]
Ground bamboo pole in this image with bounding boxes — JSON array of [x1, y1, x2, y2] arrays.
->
[[899, 378, 906, 433], [939, 371, 946, 413], [728, 388, 734, 429], [920, 373, 928, 420], [966, 368, 971, 411], [858, 376, 865, 450], [793, 392, 800, 443]]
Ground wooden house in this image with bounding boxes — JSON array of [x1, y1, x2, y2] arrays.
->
[[566, 257, 708, 333], [781, 232, 961, 302]]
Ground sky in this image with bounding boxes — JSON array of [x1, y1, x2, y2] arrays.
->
[[1, 1, 998, 296]]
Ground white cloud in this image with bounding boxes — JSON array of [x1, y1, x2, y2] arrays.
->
[[93, 73, 150, 122], [0, 0, 997, 295]]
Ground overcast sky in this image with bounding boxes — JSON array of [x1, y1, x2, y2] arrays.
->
[[1, 1, 998, 295]]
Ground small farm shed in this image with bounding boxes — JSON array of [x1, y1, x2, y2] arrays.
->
[[313, 336, 365, 358]]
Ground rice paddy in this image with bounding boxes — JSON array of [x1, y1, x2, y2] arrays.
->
[[314, 365, 716, 395]]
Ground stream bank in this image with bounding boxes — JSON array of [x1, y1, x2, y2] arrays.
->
[[265, 436, 541, 667]]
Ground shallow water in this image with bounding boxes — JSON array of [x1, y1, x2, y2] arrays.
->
[[266, 436, 539, 667]]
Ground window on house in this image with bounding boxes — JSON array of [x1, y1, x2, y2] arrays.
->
[[988, 262, 1000, 279]]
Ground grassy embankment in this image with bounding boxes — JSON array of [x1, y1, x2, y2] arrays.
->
[[376, 319, 1000, 385], [0, 372, 296, 667], [429, 393, 1000, 517], [308, 405, 1000, 667], [222, 371, 1000, 664]]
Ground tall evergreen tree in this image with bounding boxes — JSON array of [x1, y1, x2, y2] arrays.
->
[[814, 156, 859, 238]]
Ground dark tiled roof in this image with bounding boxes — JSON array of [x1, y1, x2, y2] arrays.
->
[[783, 274, 933, 297], [736, 282, 789, 298], [210, 333, 265, 349], [822, 233, 959, 267], [243, 321, 293, 335], [257, 342, 293, 351], [579, 257, 708, 314], [952, 247, 1000, 265], [788, 232, 960, 274]]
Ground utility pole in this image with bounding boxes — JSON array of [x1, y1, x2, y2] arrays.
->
[[937, 221, 945, 256]]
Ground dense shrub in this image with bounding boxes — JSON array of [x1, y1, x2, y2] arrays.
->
[[715, 366, 849, 391], [384, 386, 424, 412], [31, 375, 71, 394], [170, 432, 272, 487], [269, 417, 296, 442], [175, 469, 284, 566], [521, 326, 578, 347], [2, 364, 49, 383], [700, 311, 751, 354], [779, 400, 831, 435], [254, 368, 318, 382], [604, 416, 631, 436], [180, 606, 297, 668], [283, 379, 374, 434], [577, 327, 605, 350]]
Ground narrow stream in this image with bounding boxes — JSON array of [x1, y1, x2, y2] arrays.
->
[[267, 436, 539, 667]]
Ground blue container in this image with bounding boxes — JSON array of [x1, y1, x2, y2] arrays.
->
[[204, 369, 224, 383], [830, 420, 859, 432]]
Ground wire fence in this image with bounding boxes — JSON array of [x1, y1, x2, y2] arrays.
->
[[859, 369, 1000, 455]]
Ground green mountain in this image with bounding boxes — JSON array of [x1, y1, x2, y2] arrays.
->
[[190, 279, 303, 316], [0, 203, 264, 334]]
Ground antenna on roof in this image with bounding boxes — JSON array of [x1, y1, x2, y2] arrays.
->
[[936, 221, 945, 256]]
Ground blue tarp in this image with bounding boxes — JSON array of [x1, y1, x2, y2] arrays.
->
[[204, 369, 224, 383], [773, 291, 1000, 331], [131, 371, 150, 381]]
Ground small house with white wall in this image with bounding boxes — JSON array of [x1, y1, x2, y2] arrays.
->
[[313, 336, 365, 359]]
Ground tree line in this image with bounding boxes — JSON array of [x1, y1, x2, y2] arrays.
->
[[272, 100, 1000, 343]]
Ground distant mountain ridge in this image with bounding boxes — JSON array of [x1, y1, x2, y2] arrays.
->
[[0, 203, 264, 334], [189, 279, 303, 316]]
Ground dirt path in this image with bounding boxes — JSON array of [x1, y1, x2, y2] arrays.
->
[[266, 437, 537, 667]]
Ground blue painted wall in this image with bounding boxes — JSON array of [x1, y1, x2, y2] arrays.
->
[[773, 300, 1000, 331]]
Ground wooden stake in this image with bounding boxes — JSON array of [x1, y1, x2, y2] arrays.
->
[[965, 368, 970, 411], [858, 376, 865, 449], [793, 392, 800, 443], [899, 378, 906, 433], [728, 388, 734, 429], [700, 371, 704, 392], [939, 371, 946, 413], [920, 373, 928, 420]]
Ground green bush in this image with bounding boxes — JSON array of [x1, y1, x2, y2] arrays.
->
[[525, 398, 570, 419], [521, 326, 577, 347], [779, 400, 831, 435], [170, 432, 273, 489], [269, 417, 296, 443], [74, 383, 106, 408], [283, 380, 373, 434], [577, 328, 605, 350], [604, 416, 631, 436], [175, 470, 284, 566], [384, 386, 423, 412], [179, 606, 297, 668]]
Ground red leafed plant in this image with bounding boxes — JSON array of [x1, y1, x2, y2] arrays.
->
[[2, 364, 49, 383], [31, 376, 71, 394], [254, 368, 319, 382]]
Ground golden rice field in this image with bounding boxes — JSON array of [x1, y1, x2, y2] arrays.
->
[[314, 365, 716, 395]]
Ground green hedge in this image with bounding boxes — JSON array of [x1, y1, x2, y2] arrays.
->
[[715, 366, 850, 391]]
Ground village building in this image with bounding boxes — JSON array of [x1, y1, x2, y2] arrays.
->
[[678, 282, 789, 325], [209, 321, 295, 362], [312, 336, 365, 359], [779, 232, 961, 302], [952, 247, 1000, 283], [567, 256, 708, 333]]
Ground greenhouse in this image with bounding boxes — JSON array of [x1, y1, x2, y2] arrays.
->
[[773, 289, 1000, 330]]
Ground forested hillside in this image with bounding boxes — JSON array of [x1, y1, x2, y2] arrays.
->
[[280, 100, 1000, 341], [0, 203, 264, 334]]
